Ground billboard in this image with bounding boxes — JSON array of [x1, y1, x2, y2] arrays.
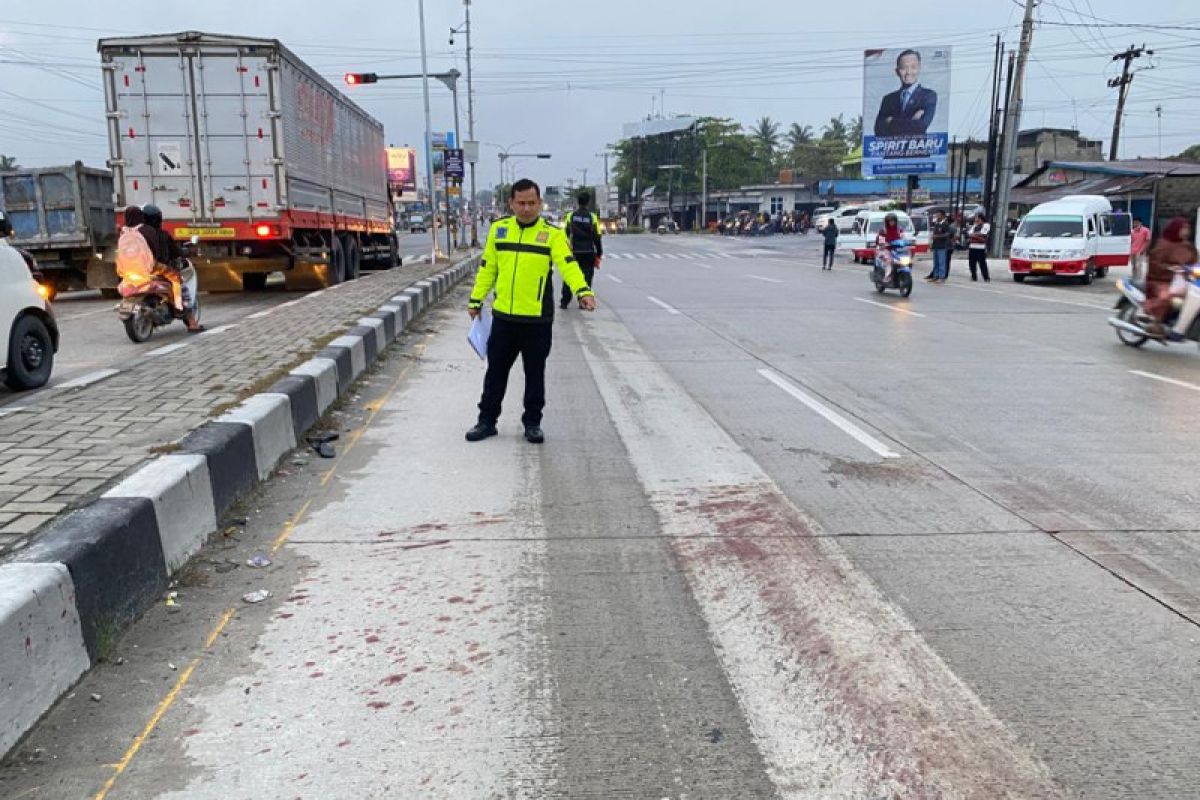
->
[[862, 46, 951, 176], [444, 148, 465, 181], [386, 147, 417, 198], [622, 116, 697, 139]]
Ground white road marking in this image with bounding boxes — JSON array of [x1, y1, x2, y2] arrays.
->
[[853, 297, 927, 317], [56, 368, 120, 390], [198, 324, 236, 337], [646, 295, 681, 315], [0, 406, 27, 418], [1130, 370, 1200, 393], [145, 341, 193, 357], [757, 367, 901, 459], [747, 274, 784, 284], [678, 253, 695, 260], [607, 275, 624, 284], [246, 309, 274, 320], [636, 253, 650, 259], [947, 282, 1110, 310], [651, 253, 664, 259]]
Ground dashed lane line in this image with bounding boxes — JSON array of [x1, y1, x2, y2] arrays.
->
[[145, 341, 193, 357], [747, 274, 784, 284], [757, 367, 901, 459], [607, 275, 624, 284], [1130, 370, 1200, 393], [646, 295, 681, 315], [852, 297, 927, 318]]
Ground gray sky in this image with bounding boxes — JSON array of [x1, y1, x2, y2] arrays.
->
[[2, 0, 1198, 193]]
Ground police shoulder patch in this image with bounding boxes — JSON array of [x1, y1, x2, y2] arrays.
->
[[496, 226, 509, 239], [535, 231, 549, 243]]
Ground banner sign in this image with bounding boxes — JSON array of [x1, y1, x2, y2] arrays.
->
[[385, 147, 416, 195], [444, 148, 465, 180], [862, 46, 951, 176]]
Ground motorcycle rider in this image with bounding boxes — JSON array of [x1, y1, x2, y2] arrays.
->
[[876, 213, 905, 282], [1144, 217, 1196, 338], [141, 204, 203, 332]]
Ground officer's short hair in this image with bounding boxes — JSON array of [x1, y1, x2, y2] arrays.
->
[[577, 191, 591, 207], [510, 178, 540, 199]]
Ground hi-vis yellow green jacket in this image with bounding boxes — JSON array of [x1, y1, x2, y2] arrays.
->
[[469, 216, 595, 322]]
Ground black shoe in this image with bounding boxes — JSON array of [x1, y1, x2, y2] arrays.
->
[[523, 426, 544, 444], [465, 423, 498, 442], [559, 300, 570, 310]]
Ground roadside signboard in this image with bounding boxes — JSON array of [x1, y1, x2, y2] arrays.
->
[[386, 147, 417, 198], [445, 148, 465, 180], [862, 46, 951, 176]]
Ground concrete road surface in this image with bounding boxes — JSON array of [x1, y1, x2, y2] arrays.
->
[[4, 233, 1200, 798]]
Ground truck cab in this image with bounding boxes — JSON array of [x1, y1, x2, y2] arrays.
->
[[1009, 195, 1131, 284]]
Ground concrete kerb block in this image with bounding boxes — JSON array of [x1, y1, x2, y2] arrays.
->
[[376, 305, 402, 342], [328, 335, 367, 379], [414, 280, 434, 306], [103, 454, 218, 574], [402, 287, 424, 315], [267, 374, 321, 442], [356, 317, 387, 354], [316, 346, 354, 393], [347, 327, 378, 363], [0, 563, 90, 757], [215, 393, 297, 481], [291, 357, 339, 415], [393, 294, 416, 326], [179, 421, 258, 517]]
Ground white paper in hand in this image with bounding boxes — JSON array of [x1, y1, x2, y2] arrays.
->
[[467, 307, 492, 360]]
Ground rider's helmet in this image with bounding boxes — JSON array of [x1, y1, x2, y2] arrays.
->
[[142, 204, 163, 228]]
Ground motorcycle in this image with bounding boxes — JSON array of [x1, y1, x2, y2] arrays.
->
[[1108, 265, 1200, 349], [115, 256, 201, 343], [872, 237, 914, 297]]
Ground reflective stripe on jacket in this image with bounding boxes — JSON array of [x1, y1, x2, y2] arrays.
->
[[469, 216, 595, 322]]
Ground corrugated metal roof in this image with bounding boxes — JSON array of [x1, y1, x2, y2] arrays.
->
[[1010, 174, 1162, 204], [1047, 159, 1200, 177]]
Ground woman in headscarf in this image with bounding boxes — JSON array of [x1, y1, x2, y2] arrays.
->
[[1143, 217, 1196, 336], [876, 212, 905, 282]]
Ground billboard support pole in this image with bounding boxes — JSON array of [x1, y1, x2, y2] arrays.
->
[[992, 0, 1037, 258], [701, 147, 708, 231], [983, 36, 1004, 219], [905, 175, 914, 213]]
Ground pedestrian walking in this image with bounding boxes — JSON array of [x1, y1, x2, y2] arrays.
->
[[928, 210, 953, 282], [1130, 218, 1151, 282], [821, 216, 838, 269], [466, 179, 596, 444], [561, 191, 603, 310], [967, 212, 991, 282]]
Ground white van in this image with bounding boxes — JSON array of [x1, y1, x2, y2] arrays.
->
[[840, 210, 916, 264], [1009, 195, 1131, 284], [1, 237, 58, 390]]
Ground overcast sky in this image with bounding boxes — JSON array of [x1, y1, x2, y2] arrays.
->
[[2, 0, 1198, 193]]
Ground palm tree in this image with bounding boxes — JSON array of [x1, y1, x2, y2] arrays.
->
[[822, 114, 849, 143], [847, 115, 863, 146], [786, 123, 814, 151], [751, 117, 781, 158], [0, 154, 18, 171]]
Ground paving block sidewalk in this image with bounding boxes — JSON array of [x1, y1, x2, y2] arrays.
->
[[0, 259, 468, 553]]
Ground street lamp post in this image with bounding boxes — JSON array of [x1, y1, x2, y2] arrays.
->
[[451, 1, 479, 247], [417, 0, 438, 263]]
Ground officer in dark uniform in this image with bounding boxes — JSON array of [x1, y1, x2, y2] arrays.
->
[[465, 179, 596, 444], [560, 191, 603, 309]]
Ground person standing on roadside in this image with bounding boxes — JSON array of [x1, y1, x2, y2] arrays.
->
[[821, 214, 838, 269], [967, 212, 991, 282], [1130, 218, 1151, 282], [466, 179, 596, 445], [928, 210, 953, 283], [561, 191, 603, 310]]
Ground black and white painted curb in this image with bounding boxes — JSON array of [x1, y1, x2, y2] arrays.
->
[[0, 257, 477, 757]]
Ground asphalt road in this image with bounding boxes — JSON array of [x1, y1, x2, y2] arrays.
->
[[4, 233, 1200, 798], [0, 232, 437, 411]]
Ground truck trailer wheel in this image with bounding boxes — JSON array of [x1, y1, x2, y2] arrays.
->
[[327, 237, 346, 286], [343, 235, 361, 281]]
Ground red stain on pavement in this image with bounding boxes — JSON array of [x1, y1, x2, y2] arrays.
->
[[436, 615, 453, 622], [449, 705, 463, 716], [447, 595, 465, 604], [309, 671, 324, 678], [183, 728, 201, 737], [380, 673, 407, 686], [367, 701, 390, 710], [400, 539, 450, 550], [365, 635, 381, 644], [337, 739, 351, 747]]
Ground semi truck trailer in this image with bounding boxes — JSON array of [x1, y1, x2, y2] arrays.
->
[[95, 31, 398, 291]]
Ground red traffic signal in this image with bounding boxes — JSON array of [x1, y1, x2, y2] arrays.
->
[[344, 72, 378, 86]]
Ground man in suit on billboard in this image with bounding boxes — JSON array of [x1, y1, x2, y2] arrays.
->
[[873, 49, 938, 137]]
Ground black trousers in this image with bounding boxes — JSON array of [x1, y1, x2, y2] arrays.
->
[[822, 243, 836, 267], [477, 317, 553, 427], [968, 248, 990, 281], [561, 254, 597, 306]]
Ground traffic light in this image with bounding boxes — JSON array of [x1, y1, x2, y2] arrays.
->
[[344, 73, 378, 86]]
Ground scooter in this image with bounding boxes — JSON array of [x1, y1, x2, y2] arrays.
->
[[872, 238, 914, 297], [1108, 266, 1200, 349], [115, 257, 201, 343]]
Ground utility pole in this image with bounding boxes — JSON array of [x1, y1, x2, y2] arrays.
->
[[1155, 104, 1163, 159], [701, 147, 708, 232], [417, 0, 440, 263], [991, 0, 1037, 259], [983, 36, 1004, 219], [596, 151, 613, 184], [452, 1, 479, 247], [1109, 44, 1153, 161]]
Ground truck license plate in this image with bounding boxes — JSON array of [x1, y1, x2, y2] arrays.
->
[[175, 227, 235, 239]]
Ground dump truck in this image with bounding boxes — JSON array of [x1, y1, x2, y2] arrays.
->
[[0, 163, 117, 298], [96, 31, 397, 291]]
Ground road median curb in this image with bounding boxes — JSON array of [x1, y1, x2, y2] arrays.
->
[[0, 254, 477, 757]]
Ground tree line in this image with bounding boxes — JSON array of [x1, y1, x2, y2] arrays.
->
[[611, 114, 863, 202]]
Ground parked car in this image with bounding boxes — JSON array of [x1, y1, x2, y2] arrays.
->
[[0, 227, 58, 390], [812, 206, 837, 230], [1008, 195, 1130, 284], [839, 210, 917, 263], [408, 214, 428, 233], [832, 206, 869, 233]]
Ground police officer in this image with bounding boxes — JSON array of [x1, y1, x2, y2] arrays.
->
[[560, 190, 603, 309], [466, 179, 596, 444]]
